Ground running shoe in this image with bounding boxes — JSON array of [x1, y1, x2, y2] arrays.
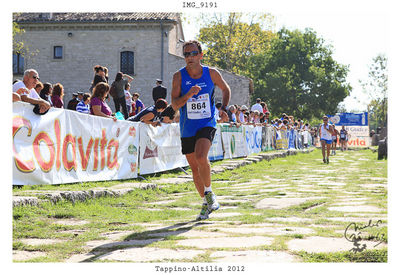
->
[[323, 158, 326, 163], [196, 203, 210, 220], [205, 191, 220, 212], [326, 158, 329, 164]]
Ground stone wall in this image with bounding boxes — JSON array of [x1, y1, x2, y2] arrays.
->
[[14, 23, 251, 109]]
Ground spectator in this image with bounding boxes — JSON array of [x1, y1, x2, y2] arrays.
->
[[160, 104, 177, 123], [280, 113, 287, 121], [39, 82, 53, 106], [253, 110, 261, 124], [260, 101, 269, 113], [67, 93, 79, 110], [239, 105, 248, 123], [34, 82, 44, 98], [13, 69, 51, 113], [227, 105, 237, 123], [251, 98, 263, 113], [110, 72, 133, 119], [77, 91, 84, 102], [124, 83, 133, 115], [103, 66, 109, 83], [76, 93, 91, 114], [132, 93, 145, 115], [127, 98, 167, 127], [90, 82, 117, 121], [264, 111, 270, 125], [152, 79, 167, 104], [51, 83, 65, 108], [215, 102, 229, 123], [90, 65, 107, 92]]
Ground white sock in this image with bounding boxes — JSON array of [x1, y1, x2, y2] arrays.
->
[[205, 186, 212, 193], [203, 197, 207, 204]]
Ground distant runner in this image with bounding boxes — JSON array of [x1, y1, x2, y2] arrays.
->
[[331, 124, 339, 155], [319, 116, 335, 164], [339, 125, 348, 151]]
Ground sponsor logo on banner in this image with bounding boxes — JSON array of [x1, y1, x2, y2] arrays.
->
[[143, 146, 158, 159], [12, 102, 140, 185], [230, 135, 236, 155]]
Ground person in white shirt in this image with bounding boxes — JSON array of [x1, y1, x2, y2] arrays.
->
[[319, 116, 335, 164], [124, 83, 133, 115], [13, 69, 51, 113], [250, 98, 263, 113], [239, 105, 247, 123]]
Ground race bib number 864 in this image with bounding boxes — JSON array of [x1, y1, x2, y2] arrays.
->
[[186, 94, 212, 119]]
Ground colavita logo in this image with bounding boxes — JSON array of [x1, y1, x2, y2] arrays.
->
[[13, 116, 119, 173], [143, 146, 158, 159]]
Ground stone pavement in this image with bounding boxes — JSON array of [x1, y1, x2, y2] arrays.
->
[[13, 148, 388, 262]]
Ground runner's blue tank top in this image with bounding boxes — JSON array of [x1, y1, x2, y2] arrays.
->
[[179, 66, 216, 138]]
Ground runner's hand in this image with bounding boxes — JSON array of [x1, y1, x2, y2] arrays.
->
[[189, 85, 201, 96]]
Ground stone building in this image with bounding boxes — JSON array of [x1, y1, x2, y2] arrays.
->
[[13, 12, 252, 108]]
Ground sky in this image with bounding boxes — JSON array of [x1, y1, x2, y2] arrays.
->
[[182, 11, 389, 112]]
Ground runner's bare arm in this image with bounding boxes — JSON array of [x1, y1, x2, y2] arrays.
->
[[171, 71, 201, 110], [209, 68, 231, 108]]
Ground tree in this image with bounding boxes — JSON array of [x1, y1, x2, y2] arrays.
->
[[195, 13, 275, 75], [360, 54, 388, 130], [246, 28, 351, 120]]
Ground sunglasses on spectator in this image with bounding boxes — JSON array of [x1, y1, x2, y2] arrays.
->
[[183, 51, 199, 58], [32, 75, 40, 80]]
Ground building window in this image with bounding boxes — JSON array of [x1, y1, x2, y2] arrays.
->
[[13, 52, 24, 75], [54, 46, 63, 59], [120, 51, 134, 74]]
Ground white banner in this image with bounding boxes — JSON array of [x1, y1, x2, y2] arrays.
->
[[138, 123, 188, 175], [244, 125, 263, 155], [13, 102, 139, 185], [208, 125, 224, 161], [220, 124, 248, 159]]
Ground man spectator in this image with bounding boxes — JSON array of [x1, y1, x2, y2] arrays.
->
[[13, 69, 50, 113], [67, 92, 79, 110], [152, 79, 167, 104], [251, 98, 263, 113]]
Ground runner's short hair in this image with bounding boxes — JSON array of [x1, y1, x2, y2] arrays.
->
[[183, 40, 202, 54]]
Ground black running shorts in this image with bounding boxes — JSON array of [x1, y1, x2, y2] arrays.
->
[[180, 127, 216, 155]]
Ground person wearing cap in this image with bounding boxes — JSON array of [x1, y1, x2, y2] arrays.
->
[[77, 91, 84, 102], [67, 92, 79, 110], [152, 79, 167, 104], [251, 98, 263, 113]]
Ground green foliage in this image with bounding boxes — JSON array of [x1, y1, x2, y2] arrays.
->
[[247, 28, 351, 119], [360, 54, 388, 130], [196, 12, 275, 75]]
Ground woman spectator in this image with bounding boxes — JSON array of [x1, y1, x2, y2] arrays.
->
[[90, 82, 117, 121], [51, 83, 64, 108], [260, 101, 269, 113], [227, 105, 237, 123], [110, 72, 133, 119], [90, 65, 107, 92], [76, 93, 91, 114], [39, 82, 53, 106]]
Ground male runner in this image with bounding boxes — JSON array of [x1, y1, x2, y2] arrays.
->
[[171, 40, 231, 220], [319, 116, 335, 163]]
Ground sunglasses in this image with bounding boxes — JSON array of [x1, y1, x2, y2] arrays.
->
[[32, 75, 40, 80], [183, 51, 199, 58]]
